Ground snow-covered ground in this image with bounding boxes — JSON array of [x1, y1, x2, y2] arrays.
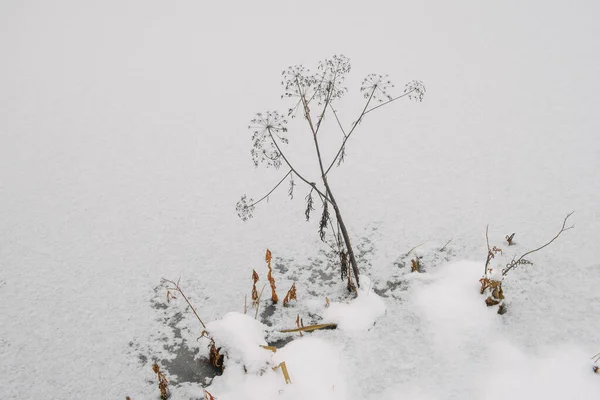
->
[[1, 1, 599, 399]]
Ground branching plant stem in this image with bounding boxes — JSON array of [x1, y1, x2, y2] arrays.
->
[[502, 212, 575, 276], [248, 169, 292, 208]]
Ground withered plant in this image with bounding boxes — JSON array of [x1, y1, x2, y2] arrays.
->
[[266, 249, 278, 303], [251, 269, 259, 306], [201, 331, 224, 375], [410, 258, 421, 273], [481, 213, 574, 314], [283, 283, 297, 307], [237, 55, 425, 290], [152, 363, 169, 400], [506, 233, 515, 246], [162, 278, 224, 374]]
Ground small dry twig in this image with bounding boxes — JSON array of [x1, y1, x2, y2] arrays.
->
[[204, 389, 217, 400], [439, 238, 453, 252], [406, 242, 425, 256], [506, 233, 515, 246]]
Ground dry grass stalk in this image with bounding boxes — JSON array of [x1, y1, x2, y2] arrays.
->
[[254, 284, 267, 320], [406, 242, 424, 256], [260, 345, 277, 352], [152, 363, 169, 400], [204, 389, 217, 400], [280, 323, 337, 333], [506, 233, 515, 246], [266, 249, 278, 303], [295, 314, 304, 337], [283, 283, 297, 307], [439, 238, 453, 252], [161, 278, 206, 329], [325, 297, 330, 307], [273, 362, 292, 384]]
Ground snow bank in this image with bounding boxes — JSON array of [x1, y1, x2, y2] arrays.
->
[[323, 276, 386, 331], [204, 313, 347, 400], [205, 312, 271, 374], [478, 343, 600, 400]]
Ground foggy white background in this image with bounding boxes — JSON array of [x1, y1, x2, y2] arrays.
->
[[1, 1, 599, 398]]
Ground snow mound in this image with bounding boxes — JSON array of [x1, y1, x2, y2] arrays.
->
[[323, 276, 386, 331], [205, 312, 346, 400], [205, 312, 271, 374]]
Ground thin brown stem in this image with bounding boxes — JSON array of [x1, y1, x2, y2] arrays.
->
[[325, 89, 375, 175], [162, 278, 206, 329], [363, 89, 415, 116], [266, 128, 332, 205], [328, 103, 347, 138], [502, 212, 575, 276], [439, 238, 453, 252], [248, 169, 292, 207]]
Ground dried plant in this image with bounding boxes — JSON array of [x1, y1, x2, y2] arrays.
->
[[204, 390, 217, 400], [238, 55, 425, 289], [592, 351, 600, 373], [283, 283, 297, 307], [501, 212, 574, 277], [152, 363, 169, 400], [480, 213, 574, 314], [410, 258, 421, 273], [251, 269, 259, 305], [166, 290, 176, 303], [266, 249, 278, 303], [201, 331, 224, 374], [506, 233, 516, 246]]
